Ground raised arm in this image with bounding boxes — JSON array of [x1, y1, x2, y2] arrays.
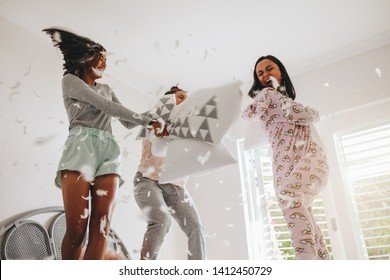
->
[[261, 88, 319, 125], [111, 92, 150, 129], [62, 74, 153, 127]]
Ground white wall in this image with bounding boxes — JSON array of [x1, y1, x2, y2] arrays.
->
[[185, 136, 249, 260], [0, 17, 185, 259], [235, 43, 390, 259], [2, 14, 389, 260], [0, 16, 248, 260], [0, 16, 64, 218], [292, 44, 390, 259], [293, 44, 390, 115]]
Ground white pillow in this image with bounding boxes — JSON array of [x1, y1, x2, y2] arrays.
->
[[136, 94, 177, 139], [136, 81, 242, 144], [159, 138, 237, 184], [168, 81, 242, 144], [136, 81, 242, 182]]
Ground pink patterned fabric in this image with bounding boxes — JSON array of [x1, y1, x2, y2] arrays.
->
[[242, 87, 330, 260]]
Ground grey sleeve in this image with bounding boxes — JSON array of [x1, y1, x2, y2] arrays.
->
[[62, 74, 153, 126], [111, 92, 151, 129]]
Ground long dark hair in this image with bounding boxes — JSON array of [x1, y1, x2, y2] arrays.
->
[[248, 55, 296, 100], [43, 27, 105, 77]]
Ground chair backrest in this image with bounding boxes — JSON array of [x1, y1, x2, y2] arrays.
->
[[48, 212, 66, 260], [1, 207, 131, 260], [106, 228, 132, 260], [48, 212, 91, 260], [2, 220, 53, 260]]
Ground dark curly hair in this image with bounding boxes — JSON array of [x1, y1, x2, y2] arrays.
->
[[43, 27, 105, 78]]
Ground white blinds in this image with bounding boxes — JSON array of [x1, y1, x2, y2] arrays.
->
[[336, 121, 390, 260], [240, 143, 332, 259]]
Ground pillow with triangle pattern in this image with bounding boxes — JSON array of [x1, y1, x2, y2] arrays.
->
[[136, 94, 177, 140], [137, 81, 242, 145], [168, 81, 241, 144]]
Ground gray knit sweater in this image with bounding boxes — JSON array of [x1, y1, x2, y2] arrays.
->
[[62, 74, 152, 133]]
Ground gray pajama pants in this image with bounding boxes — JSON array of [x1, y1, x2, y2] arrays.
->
[[133, 172, 206, 260]]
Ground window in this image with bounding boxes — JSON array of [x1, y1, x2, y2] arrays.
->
[[335, 121, 390, 260], [237, 140, 332, 260]]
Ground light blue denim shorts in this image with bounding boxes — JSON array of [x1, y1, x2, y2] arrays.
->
[[55, 126, 124, 188]]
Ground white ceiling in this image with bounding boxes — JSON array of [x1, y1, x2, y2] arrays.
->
[[1, 0, 390, 95]]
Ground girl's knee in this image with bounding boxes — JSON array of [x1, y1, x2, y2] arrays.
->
[[65, 227, 87, 245], [89, 213, 112, 236]]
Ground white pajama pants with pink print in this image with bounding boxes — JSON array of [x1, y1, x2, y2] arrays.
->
[[274, 152, 330, 260]]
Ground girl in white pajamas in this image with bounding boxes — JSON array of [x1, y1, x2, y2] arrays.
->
[[134, 86, 206, 260], [242, 55, 330, 260]]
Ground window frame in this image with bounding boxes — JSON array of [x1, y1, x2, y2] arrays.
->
[[333, 120, 390, 260], [237, 139, 332, 260]]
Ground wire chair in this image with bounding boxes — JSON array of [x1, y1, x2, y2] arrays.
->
[[106, 228, 131, 260], [1, 211, 58, 260], [49, 211, 131, 260], [1, 206, 131, 260], [48, 212, 66, 260]]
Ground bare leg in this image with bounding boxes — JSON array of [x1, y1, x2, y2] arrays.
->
[[61, 170, 90, 260], [83, 174, 119, 260]]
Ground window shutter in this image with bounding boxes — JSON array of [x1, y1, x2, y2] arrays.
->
[[238, 142, 332, 259], [336, 121, 390, 260]]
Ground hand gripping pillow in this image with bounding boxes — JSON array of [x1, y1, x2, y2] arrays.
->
[[136, 81, 242, 144], [167, 81, 242, 144], [136, 94, 177, 140], [137, 81, 242, 182]]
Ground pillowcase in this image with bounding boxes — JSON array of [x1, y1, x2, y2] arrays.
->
[[136, 81, 242, 144], [158, 138, 237, 184], [136, 94, 176, 139], [136, 81, 242, 182], [168, 81, 242, 144]]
